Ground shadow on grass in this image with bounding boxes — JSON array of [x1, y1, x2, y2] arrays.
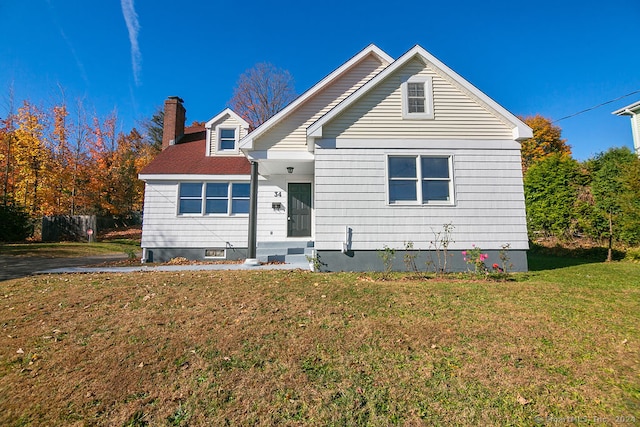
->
[[527, 243, 625, 271]]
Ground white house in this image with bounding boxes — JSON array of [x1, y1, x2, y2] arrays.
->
[[139, 44, 533, 271], [613, 101, 640, 157]]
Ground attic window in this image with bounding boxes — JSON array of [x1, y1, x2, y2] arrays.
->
[[402, 76, 434, 120], [219, 128, 236, 151]]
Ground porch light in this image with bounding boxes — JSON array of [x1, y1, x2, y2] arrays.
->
[[287, 166, 294, 174]]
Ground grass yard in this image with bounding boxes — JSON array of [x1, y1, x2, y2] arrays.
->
[[0, 241, 140, 258], [0, 257, 638, 425]]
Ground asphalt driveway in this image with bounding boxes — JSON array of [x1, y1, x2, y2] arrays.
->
[[0, 253, 129, 281]]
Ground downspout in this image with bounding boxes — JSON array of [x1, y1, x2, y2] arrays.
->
[[244, 160, 260, 265]]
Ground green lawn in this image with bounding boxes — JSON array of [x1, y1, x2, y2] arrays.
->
[[0, 254, 638, 426], [0, 240, 140, 258]]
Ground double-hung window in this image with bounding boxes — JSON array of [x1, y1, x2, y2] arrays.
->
[[387, 155, 453, 205], [218, 128, 236, 151], [179, 183, 203, 214], [402, 76, 434, 120], [205, 183, 229, 214], [178, 182, 250, 215], [231, 183, 250, 214]]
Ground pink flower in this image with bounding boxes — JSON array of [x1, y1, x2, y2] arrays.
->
[[492, 263, 499, 269], [461, 251, 467, 256]]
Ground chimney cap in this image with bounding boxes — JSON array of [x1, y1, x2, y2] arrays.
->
[[167, 96, 184, 103]]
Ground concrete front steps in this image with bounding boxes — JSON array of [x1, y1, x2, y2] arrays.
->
[[256, 241, 314, 267]]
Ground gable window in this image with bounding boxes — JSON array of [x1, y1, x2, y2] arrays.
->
[[387, 155, 453, 205], [407, 83, 425, 113], [402, 76, 434, 120], [178, 182, 250, 215], [219, 128, 236, 151]]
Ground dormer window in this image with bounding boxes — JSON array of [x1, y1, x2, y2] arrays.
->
[[218, 128, 237, 151], [402, 76, 434, 120]]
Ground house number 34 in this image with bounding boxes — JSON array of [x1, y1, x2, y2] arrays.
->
[[274, 191, 282, 197]]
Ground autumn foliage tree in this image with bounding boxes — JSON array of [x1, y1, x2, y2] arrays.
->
[[13, 101, 50, 214], [229, 62, 297, 130], [0, 93, 161, 240], [520, 114, 572, 173]]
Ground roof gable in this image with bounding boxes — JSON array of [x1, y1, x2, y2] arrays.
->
[[308, 45, 532, 141], [239, 44, 393, 151], [206, 108, 250, 156], [206, 108, 250, 129]]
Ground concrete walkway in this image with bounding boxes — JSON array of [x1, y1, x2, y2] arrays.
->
[[1, 254, 310, 281], [35, 261, 311, 275]]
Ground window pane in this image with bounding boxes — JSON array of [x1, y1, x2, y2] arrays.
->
[[180, 199, 202, 214], [409, 99, 425, 113], [389, 180, 417, 202], [180, 183, 202, 198], [423, 181, 450, 201], [220, 140, 235, 150], [206, 183, 228, 197], [422, 157, 449, 178], [408, 83, 424, 97], [206, 199, 228, 214], [232, 183, 250, 198], [220, 129, 235, 139], [232, 199, 250, 214], [389, 156, 416, 178]]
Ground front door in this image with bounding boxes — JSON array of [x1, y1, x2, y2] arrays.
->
[[288, 183, 312, 237]]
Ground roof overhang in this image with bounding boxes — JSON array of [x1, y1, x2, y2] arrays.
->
[[206, 108, 250, 129], [139, 173, 249, 181], [613, 101, 640, 116]]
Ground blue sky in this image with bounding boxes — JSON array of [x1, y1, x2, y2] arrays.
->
[[1, 0, 639, 160]]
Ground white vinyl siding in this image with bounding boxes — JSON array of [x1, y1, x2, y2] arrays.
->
[[207, 114, 248, 156], [324, 58, 513, 140], [314, 144, 528, 251], [255, 174, 315, 242], [255, 54, 388, 151], [141, 181, 249, 249], [632, 113, 640, 154]]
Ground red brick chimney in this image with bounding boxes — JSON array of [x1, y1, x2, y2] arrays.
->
[[162, 96, 186, 150]]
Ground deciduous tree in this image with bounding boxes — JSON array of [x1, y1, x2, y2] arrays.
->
[[589, 147, 640, 260], [520, 114, 572, 173], [229, 62, 297, 130], [13, 101, 50, 214]]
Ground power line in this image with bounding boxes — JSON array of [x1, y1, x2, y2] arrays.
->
[[552, 89, 640, 123]]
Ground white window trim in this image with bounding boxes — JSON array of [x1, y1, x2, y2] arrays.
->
[[204, 248, 226, 259], [177, 182, 203, 216], [214, 125, 241, 154], [401, 76, 434, 120], [385, 154, 455, 206], [177, 182, 250, 216]]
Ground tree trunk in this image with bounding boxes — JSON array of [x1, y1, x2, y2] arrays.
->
[[607, 209, 613, 262]]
